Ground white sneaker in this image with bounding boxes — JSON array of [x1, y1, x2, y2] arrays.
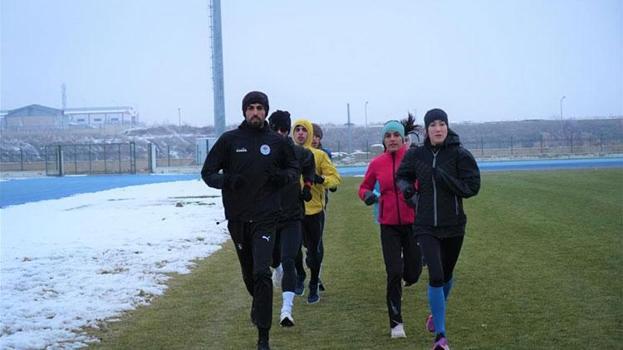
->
[[390, 323, 406, 338], [280, 311, 294, 327], [272, 264, 283, 289]]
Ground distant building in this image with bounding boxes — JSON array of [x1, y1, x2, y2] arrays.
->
[[0, 104, 139, 130]]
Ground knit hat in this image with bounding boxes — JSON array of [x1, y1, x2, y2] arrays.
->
[[424, 108, 448, 129], [242, 91, 269, 116], [268, 110, 291, 133], [312, 123, 323, 139], [381, 120, 405, 140]]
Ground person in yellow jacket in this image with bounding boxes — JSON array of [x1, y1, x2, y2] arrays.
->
[[291, 118, 342, 304]]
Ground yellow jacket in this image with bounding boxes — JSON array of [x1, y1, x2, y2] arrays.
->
[[292, 119, 342, 215]]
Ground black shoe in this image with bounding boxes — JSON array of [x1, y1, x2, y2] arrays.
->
[[318, 279, 325, 292], [307, 283, 320, 304], [257, 339, 270, 350]]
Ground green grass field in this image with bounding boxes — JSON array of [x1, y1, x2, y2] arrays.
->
[[88, 169, 623, 349]]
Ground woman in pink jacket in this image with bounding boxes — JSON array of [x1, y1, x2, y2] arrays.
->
[[358, 119, 422, 339]]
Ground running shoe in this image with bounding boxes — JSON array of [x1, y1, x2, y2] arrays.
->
[[426, 314, 435, 333], [319, 279, 326, 292], [307, 283, 320, 304], [390, 323, 407, 338], [432, 336, 450, 350], [279, 311, 295, 327]]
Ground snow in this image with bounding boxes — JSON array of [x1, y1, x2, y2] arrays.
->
[[0, 180, 229, 349]]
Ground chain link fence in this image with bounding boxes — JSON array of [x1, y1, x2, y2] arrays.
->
[[1, 135, 621, 174]]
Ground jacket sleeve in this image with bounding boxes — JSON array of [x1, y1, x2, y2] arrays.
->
[[301, 148, 316, 186], [358, 161, 377, 200], [395, 147, 418, 193], [319, 153, 342, 189], [436, 147, 481, 198], [280, 138, 301, 185], [200, 135, 227, 189]]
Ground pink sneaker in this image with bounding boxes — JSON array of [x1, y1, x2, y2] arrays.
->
[[426, 314, 435, 333], [432, 336, 450, 350]]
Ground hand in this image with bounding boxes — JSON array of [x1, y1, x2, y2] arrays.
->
[[300, 186, 312, 202], [363, 190, 378, 206], [402, 185, 415, 200], [314, 174, 325, 184], [405, 192, 418, 208], [224, 174, 246, 191]]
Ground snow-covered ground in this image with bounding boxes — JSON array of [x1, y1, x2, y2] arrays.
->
[[0, 180, 229, 350]]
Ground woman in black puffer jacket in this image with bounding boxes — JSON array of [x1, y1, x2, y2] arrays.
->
[[396, 108, 480, 350]]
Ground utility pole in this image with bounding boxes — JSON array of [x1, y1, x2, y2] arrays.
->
[[178, 107, 182, 126], [209, 0, 226, 136]]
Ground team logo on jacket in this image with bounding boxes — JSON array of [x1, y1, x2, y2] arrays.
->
[[260, 144, 271, 155], [235, 147, 247, 153]]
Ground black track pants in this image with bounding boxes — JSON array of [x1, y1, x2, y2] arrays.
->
[[272, 220, 303, 292], [380, 224, 422, 328], [228, 221, 276, 330], [301, 212, 324, 285], [416, 233, 464, 287]]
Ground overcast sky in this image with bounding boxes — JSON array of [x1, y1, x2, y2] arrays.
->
[[1, 0, 622, 126]]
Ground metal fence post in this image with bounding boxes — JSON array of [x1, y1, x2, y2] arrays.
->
[[20, 148, 24, 171], [167, 145, 171, 167], [74, 144, 78, 174], [118, 143, 122, 173], [510, 136, 514, 156], [58, 145, 64, 177], [104, 144, 108, 173]]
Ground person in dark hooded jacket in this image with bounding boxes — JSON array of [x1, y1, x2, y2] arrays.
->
[[396, 108, 480, 350], [267, 110, 315, 327], [201, 91, 299, 350]]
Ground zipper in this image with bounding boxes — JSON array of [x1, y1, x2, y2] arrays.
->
[[432, 150, 438, 226], [391, 153, 402, 225], [454, 196, 459, 215]]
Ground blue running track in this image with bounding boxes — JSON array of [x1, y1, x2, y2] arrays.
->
[[1, 157, 621, 208]]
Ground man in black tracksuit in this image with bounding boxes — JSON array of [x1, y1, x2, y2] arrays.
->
[[267, 110, 315, 327], [201, 91, 299, 350]]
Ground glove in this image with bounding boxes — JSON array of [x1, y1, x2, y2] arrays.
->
[[300, 186, 312, 202], [363, 190, 378, 206], [314, 174, 325, 184], [405, 192, 418, 208], [223, 174, 246, 191], [402, 185, 415, 200]]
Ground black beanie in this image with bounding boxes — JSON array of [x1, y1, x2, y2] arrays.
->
[[424, 108, 449, 129], [242, 91, 269, 116], [269, 110, 291, 133]]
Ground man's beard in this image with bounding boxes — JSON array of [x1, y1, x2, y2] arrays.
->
[[248, 116, 263, 128]]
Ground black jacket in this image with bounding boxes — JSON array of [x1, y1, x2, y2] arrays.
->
[[201, 121, 299, 222], [396, 129, 480, 229], [278, 139, 315, 222]]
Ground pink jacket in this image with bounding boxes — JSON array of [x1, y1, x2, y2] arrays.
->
[[359, 146, 416, 225]]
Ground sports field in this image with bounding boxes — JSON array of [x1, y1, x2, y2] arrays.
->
[[88, 169, 622, 349]]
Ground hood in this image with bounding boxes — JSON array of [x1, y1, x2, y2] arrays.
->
[[292, 118, 314, 148]]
